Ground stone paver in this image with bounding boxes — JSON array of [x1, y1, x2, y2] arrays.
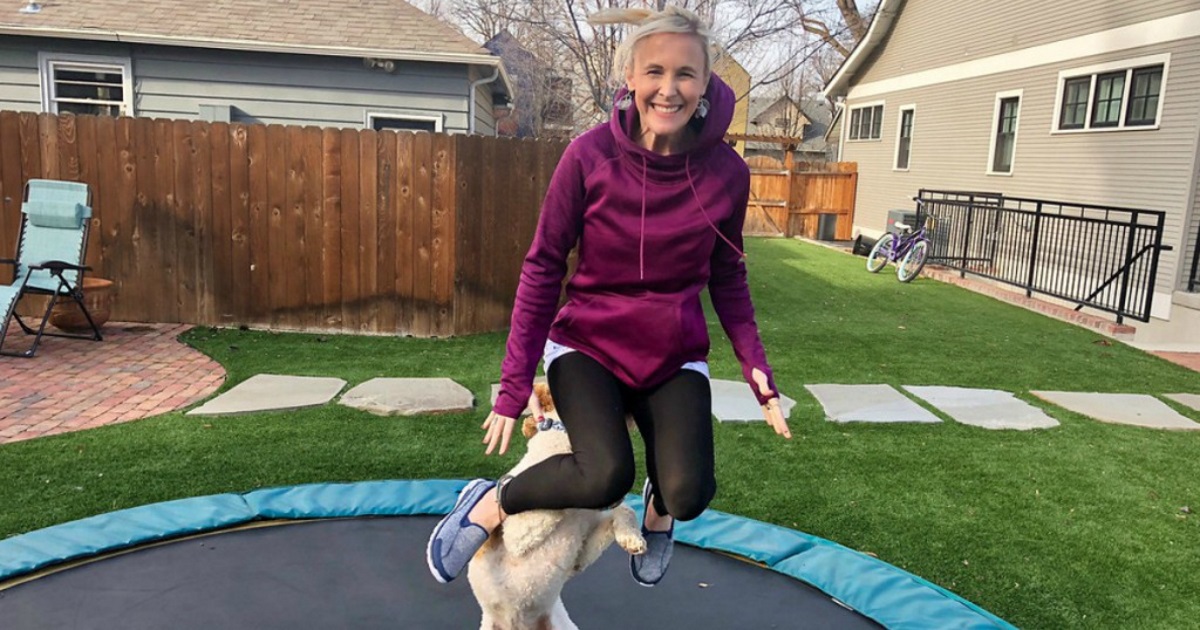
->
[[1031, 391, 1200, 431], [805, 384, 941, 424], [1164, 393, 1200, 413], [187, 374, 346, 416], [904, 386, 1059, 430], [339, 377, 474, 416], [0, 323, 224, 443], [710, 379, 796, 422]]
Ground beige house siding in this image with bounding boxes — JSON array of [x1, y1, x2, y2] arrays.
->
[[842, 38, 1200, 296], [857, 0, 1199, 83]]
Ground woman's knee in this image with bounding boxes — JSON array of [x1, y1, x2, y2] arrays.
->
[[578, 457, 636, 508], [658, 475, 716, 522]]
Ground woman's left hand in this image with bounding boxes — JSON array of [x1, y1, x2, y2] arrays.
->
[[752, 368, 791, 439]]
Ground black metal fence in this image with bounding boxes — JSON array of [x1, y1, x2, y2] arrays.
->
[[916, 189, 1169, 323], [1190, 220, 1200, 292]]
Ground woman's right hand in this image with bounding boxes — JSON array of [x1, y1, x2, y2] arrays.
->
[[482, 392, 543, 455]]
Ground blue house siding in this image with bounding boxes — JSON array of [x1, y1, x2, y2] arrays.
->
[[0, 35, 491, 133]]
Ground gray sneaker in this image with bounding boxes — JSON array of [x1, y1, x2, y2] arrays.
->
[[631, 478, 674, 587], [426, 478, 496, 583]]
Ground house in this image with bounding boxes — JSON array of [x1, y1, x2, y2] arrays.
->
[[0, 0, 513, 135], [483, 30, 572, 138], [824, 0, 1200, 344], [711, 49, 750, 155], [745, 95, 833, 162]]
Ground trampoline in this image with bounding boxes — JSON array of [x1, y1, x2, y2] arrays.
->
[[0, 480, 1013, 629]]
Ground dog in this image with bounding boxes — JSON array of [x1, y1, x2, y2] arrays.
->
[[467, 383, 647, 630]]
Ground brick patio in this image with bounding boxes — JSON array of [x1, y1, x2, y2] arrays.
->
[[0, 323, 225, 444]]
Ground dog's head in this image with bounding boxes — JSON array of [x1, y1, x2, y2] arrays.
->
[[518, 383, 572, 461]]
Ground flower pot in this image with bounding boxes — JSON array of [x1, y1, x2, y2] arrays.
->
[[50, 277, 113, 333]]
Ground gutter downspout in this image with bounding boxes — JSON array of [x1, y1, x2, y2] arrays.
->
[[468, 66, 501, 136]]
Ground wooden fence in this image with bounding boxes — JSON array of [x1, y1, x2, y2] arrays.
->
[[0, 112, 567, 336], [744, 157, 858, 240]]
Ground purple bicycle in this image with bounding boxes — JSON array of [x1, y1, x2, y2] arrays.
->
[[866, 198, 932, 282]]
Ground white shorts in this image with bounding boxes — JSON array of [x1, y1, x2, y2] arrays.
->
[[543, 339, 710, 379]]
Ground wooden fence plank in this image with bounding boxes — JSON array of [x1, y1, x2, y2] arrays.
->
[[228, 124, 252, 323], [339, 128, 360, 333], [209, 122, 233, 324], [111, 117, 139, 320], [431, 132, 455, 337], [410, 131, 433, 336], [0, 112, 22, 260], [172, 120, 199, 323], [192, 121, 214, 324], [84, 116, 111, 284], [266, 124, 288, 327], [247, 124, 271, 324], [320, 128, 342, 329], [375, 130, 397, 334], [303, 126, 324, 331], [153, 119, 179, 322], [358, 129, 378, 333], [38, 113, 59, 179], [452, 134, 479, 334], [282, 125, 306, 330], [394, 131, 414, 334]]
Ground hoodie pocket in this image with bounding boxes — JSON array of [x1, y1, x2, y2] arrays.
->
[[554, 292, 697, 387]]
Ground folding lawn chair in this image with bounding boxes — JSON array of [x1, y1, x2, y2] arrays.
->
[[0, 179, 101, 357]]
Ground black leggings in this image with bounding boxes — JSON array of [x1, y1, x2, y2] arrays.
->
[[500, 351, 716, 521]]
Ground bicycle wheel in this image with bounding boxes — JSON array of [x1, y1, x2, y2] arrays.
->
[[866, 233, 895, 273], [897, 239, 929, 282]]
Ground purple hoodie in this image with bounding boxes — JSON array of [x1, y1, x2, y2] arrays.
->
[[492, 73, 775, 419]]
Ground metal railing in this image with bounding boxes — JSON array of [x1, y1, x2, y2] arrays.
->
[[1190, 219, 1200, 292], [917, 190, 1169, 323]]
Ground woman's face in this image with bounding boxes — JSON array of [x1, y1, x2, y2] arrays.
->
[[625, 32, 709, 153]]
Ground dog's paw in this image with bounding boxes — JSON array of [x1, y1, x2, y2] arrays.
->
[[616, 530, 647, 555]]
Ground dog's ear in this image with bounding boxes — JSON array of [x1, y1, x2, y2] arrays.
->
[[522, 415, 538, 439], [533, 382, 555, 414]]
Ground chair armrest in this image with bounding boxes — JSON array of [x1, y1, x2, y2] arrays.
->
[[28, 260, 91, 273]]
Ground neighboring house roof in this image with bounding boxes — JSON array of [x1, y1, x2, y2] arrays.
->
[[822, 0, 904, 99], [0, 0, 512, 94]]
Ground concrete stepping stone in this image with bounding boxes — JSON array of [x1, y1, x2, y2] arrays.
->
[[187, 374, 347, 416], [340, 378, 474, 416], [904, 386, 1059, 430], [1030, 392, 1200, 431], [711, 379, 796, 422], [1165, 393, 1200, 412], [805, 384, 941, 424]]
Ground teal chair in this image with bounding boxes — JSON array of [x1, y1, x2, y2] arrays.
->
[[0, 179, 101, 357]]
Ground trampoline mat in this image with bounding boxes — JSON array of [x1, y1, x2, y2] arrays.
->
[[0, 516, 882, 629]]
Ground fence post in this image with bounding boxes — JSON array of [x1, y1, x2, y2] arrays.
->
[[961, 194, 976, 279], [1025, 201, 1044, 298], [1116, 211, 1139, 325]]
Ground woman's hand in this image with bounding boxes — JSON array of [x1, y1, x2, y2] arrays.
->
[[482, 392, 543, 455], [752, 368, 791, 439]]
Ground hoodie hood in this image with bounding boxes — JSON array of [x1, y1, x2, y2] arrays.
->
[[609, 72, 736, 169]]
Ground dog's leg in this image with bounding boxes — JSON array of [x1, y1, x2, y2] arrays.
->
[[611, 504, 647, 555]]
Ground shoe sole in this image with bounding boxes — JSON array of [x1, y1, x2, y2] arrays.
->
[[426, 478, 490, 584]]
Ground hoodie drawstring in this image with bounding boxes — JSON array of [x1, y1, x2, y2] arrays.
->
[[686, 154, 746, 259], [639, 157, 647, 280]]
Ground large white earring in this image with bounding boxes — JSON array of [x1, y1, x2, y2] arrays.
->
[[694, 97, 710, 119], [615, 91, 634, 111]]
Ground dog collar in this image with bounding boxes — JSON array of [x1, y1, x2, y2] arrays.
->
[[536, 415, 567, 432]]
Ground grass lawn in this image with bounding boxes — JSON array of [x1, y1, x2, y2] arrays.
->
[[2, 238, 1198, 629]]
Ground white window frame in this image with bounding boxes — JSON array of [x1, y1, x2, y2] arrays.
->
[[38, 52, 134, 116], [1050, 53, 1170, 134], [893, 104, 916, 171], [986, 89, 1022, 177], [846, 100, 885, 142], [365, 111, 443, 132]]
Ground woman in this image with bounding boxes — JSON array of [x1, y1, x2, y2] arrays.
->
[[427, 5, 789, 587]]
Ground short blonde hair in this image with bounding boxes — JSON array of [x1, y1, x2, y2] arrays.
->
[[588, 6, 714, 85]]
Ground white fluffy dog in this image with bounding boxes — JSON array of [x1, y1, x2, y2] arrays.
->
[[467, 383, 647, 630]]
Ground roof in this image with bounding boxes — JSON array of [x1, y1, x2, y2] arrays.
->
[[0, 0, 510, 91], [822, 0, 905, 99]]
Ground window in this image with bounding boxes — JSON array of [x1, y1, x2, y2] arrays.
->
[[38, 53, 133, 117], [1053, 55, 1168, 132], [988, 91, 1021, 175], [365, 112, 442, 133], [894, 106, 914, 171], [847, 103, 883, 141]]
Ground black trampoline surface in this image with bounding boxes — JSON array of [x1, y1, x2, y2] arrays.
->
[[0, 515, 883, 629]]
